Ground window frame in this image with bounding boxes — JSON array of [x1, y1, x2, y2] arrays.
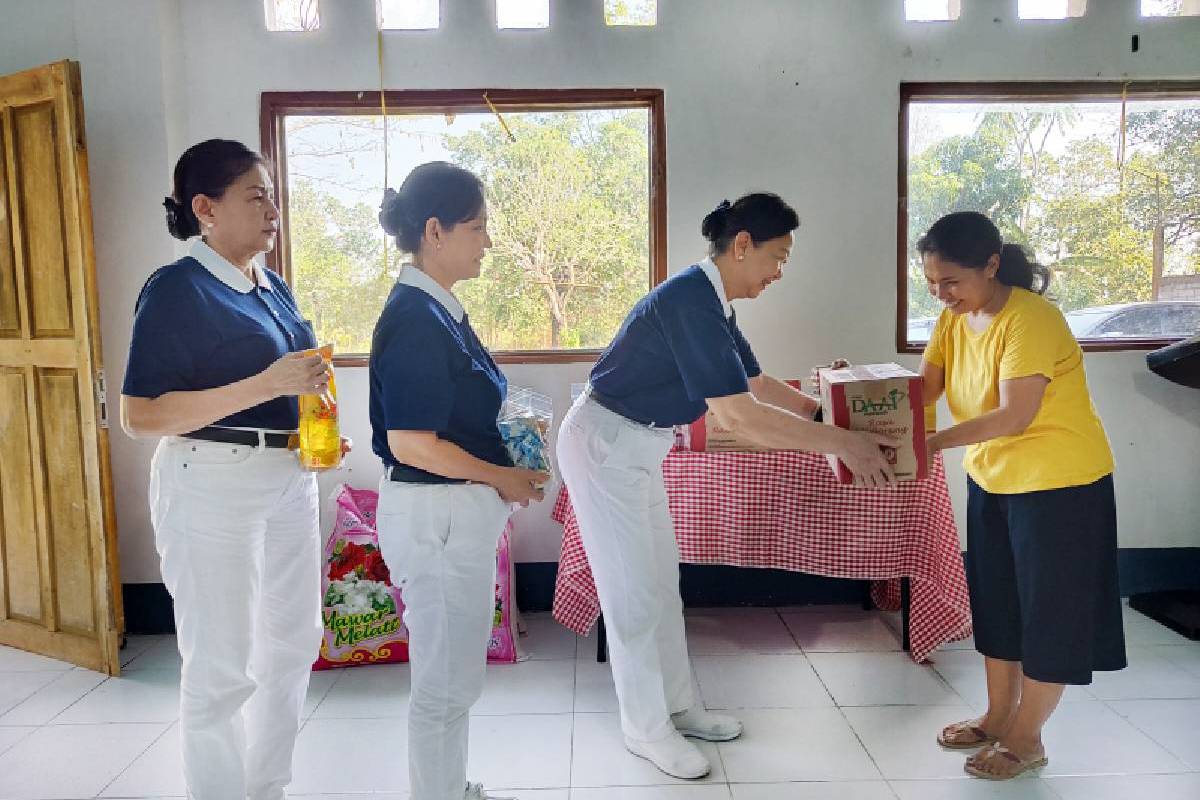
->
[[260, 88, 667, 366], [897, 80, 1200, 354]]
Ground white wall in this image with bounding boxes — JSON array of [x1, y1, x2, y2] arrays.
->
[[2, 0, 1198, 583]]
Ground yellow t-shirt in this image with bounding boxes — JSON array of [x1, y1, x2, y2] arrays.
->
[[923, 288, 1114, 494]]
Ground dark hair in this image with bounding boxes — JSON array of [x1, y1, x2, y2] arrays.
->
[[916, 211, 1051, 295], [379, 161, 486, 253], [701, 192, 800, 256], [163, 139, 265, 241]]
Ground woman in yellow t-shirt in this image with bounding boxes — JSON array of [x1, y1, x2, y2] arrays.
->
[[919, 212, 1126, 781]]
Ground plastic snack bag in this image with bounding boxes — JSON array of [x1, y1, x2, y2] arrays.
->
[[497, 386, 553, 480]]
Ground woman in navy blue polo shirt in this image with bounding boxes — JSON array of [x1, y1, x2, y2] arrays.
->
[[121, 140, 332, 800], [556, 193, 896, 780], [369, 161, 548, 800]]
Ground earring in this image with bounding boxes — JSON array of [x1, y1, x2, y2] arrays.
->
[[737, 254, 744, 261]]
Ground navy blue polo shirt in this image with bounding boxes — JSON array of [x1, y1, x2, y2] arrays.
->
[[122, 240, 316, 431], [590, 259, 762, 426], [369, 266, 512, 477]]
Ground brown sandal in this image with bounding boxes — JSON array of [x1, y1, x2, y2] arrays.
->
[[937, 719, 998, 750], [964, 743, 1048, 780]]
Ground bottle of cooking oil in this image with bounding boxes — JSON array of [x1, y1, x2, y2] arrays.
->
[[298, 344, 341, 471]]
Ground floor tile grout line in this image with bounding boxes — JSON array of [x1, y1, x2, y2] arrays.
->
[[305, 668, 345, 722], [41, 668, 114, 726], [832, 701, 890, 787], [1096, 694, 1198, 771], [0, 669, 76, 724], [567, 635, 578, 793], [879, 777, 905, 800], [92, 718, 176, 799]]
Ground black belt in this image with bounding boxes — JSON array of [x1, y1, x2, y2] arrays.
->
[[388, 465, 467, 485], [588, 388, 674, 429], [181, 427, 294, 449]]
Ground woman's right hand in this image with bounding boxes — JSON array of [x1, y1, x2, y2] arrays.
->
[[838, 428, 897, 488], [260, 351, 329, 399], [493, 466, 550, 507]]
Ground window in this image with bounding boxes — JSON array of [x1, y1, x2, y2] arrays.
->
[[1018, 0, 1087, 19], [264, 0, 319, 32], [605, 0, 657, 26], [496, 0, 549, 29], [1141, 0, 1200, 16], [260, 90, 665, 364], [379, 0, 439, 30], [905, 0, 961, 22], [1165, 303, 1200, 333], [899, 82, 1200, 351]]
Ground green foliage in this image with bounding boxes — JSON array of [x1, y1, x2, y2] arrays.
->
[[288, 111, 650, 353], [907, 105, 1200, 322]]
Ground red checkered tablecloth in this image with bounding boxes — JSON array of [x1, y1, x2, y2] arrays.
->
[[552, 449, 972, 663]]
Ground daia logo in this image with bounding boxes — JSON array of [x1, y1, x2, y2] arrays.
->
[[852, 388, 906, 416]]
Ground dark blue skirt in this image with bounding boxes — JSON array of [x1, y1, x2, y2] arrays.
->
[[966, 474, 1127, 685]]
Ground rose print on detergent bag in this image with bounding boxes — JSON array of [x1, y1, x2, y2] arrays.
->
[[313, 485, 409, 669]]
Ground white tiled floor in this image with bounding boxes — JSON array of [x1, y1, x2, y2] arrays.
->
[[1, 602, 1198, 799]]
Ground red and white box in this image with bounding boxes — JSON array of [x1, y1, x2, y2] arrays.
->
[[819, 363, 927, 483], [686, 379, 803, 452]]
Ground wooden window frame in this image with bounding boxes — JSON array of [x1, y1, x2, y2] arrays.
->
[[260, 88, 667, 366], [897, 80, 1200, 355]]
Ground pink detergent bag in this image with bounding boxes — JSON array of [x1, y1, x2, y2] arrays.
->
[[314, 486, 520, 668], [488, 521, 520, 663], [313, 485, 409, 669]]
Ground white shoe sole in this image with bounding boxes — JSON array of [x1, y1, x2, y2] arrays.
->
[[675, 723, 744, 742], [623, 739, 712, 779]]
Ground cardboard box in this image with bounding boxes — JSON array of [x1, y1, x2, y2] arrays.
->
[[819, 363, 927, 483], [686, 379, 803, 452]]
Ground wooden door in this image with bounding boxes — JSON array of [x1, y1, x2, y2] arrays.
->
[[0, 60, 121, 675]]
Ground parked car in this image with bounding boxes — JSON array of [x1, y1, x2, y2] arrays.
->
[[1064, 301, 1200, 340], [908, 302, 1200, 343], [907, 316, 938, 342]]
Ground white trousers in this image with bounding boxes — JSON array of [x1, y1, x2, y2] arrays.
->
[[375, 478, 511, 800], [555, 393, 694, 743], [149, 436, 322, 800]]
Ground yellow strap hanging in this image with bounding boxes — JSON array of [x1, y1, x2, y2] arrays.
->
[[1117, 81, 1129, 195], [377, 28, 390, 269], [483, 92, 517, 143]]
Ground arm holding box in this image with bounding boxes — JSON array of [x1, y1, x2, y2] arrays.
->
[[925, 375, 1048, 458], [749, 374, 821, 419], [706, 392, 897, 487]]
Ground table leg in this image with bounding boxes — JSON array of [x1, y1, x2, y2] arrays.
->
[[861, 580, 875, 611], [597, 614, 608, 663], [901, 577, 911, 652]]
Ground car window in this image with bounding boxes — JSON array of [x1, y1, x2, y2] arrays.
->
[[1163, 305, 1200, 337], [1094, 307, 1164, 337]]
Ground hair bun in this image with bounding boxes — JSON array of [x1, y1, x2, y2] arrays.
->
[[701, 198, 731, 241], [163, 196, 195, 241], [379, 187, 403, 236]]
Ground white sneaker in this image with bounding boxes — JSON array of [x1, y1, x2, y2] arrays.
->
[[624, 730, 711, 779], [672, 707, 744, 742], [464, 782, 515, 800]]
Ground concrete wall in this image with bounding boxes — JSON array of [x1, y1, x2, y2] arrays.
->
[[2, 0, 1198, 583]]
